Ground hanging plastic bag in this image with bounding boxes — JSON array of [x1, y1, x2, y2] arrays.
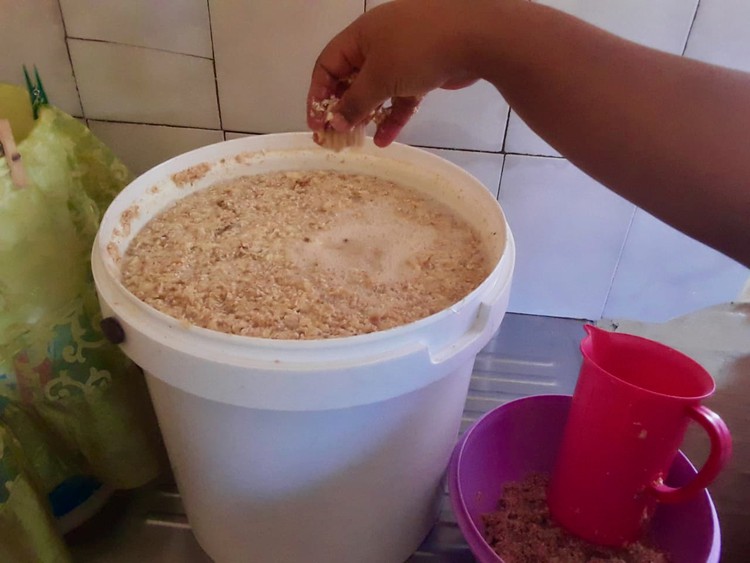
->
[[0, 82, 163, 562]]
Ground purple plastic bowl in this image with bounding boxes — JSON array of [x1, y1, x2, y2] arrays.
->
[[448, 395, 720, 563]]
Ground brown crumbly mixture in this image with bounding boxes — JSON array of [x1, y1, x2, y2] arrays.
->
[[313, 126, 366, 152], [171, 162, 211, 187], [310, 96, 366, 152], [309, 77, 393, 152], [482, 474, 669, 563], [107, 242, 121, 264], [118, 204, 140, 237], [121, 170, 490, 339]]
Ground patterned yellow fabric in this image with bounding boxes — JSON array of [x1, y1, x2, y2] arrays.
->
[[1, 86, 162, 562]]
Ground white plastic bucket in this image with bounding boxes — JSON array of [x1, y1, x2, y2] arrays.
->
[[92, 133, 515, 563]]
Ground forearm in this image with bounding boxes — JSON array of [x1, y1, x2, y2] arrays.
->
[[471, 1, 750, 267]]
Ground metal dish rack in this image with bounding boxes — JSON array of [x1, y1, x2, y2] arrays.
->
[[67, 314, 586, 562]]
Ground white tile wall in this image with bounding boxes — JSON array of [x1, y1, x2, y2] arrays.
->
[[505, 112, 561, 157], [224, 131, 255, 141], [367, 1, 507, 151], [498, 155, 635, 319], [602, 210, 749, 322], [684, 0, 750, 72], [739, 279, 750, 303], [59, 0, 213, 58], [0, 0, 82, 115], [507, 0, 700, 156], [423, 148, 504, 197], [398, 82, 508, 152], [88, 121, 223, 176], [371, 0, 695, 53], [535, 0, 699, 53], [211, 0, 363, 133], [69, 39, 219, 128], [221, 134, 504, 197], [2, 0, 747, 322]]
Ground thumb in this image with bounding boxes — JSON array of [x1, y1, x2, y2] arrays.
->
[[331, 63, 391, 131]]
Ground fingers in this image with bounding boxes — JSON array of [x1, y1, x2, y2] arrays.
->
[[373, 96, 422, 147], [307, 29, 365, 131], [441, 77, 479, 91], [307, 67, 339, 131], [330, 62, 393, 132]]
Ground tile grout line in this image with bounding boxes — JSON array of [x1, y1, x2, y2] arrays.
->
[[409, 143, 565, 159], [500, 105, 512, 153], [224, 130, 261, 136], [65, 36, 213, 61], [412, 144, 502, 155], [598, 206, 637, 319], [206, 0, 224, 130], [83, 119, 569, 158], [86, 117, 223, 132], [56, 0, 85, 118], [503, 150, 565, 159], [495, 152, 508, 201], [681, 0, 702, 56], [216, 133, 563, 160]]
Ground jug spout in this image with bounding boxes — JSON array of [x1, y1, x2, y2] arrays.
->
[[579, 324, 715, 399], [581, 324, 611, 359], [583, 324, 606, 339]]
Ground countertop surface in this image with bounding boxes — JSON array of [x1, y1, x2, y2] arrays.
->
[[603, 303, 750, 563], [66, 306, 749, 562]]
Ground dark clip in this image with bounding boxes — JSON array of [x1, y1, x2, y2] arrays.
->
[[100, 317, 126, 344]]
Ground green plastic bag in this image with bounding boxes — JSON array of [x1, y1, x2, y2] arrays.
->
[[1, 84, 163, 562]]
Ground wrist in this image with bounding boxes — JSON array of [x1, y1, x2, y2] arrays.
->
[[459, 0, 527, 83]]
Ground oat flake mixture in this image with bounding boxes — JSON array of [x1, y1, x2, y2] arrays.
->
[[483, 473, 669, 563], [121, 170, 491, 339]]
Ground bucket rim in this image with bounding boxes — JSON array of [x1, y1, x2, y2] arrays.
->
[[92, 132, 516, 351]]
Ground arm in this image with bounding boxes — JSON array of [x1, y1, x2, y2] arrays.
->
[[307, 0, 750, 267]]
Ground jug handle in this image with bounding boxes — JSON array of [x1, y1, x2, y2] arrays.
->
[[650, 405, 732, 504]]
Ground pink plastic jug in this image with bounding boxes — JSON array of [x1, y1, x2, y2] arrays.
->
[[548, 325, 732, 547]]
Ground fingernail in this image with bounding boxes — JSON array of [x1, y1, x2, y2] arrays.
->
[[330, 113, 351, 133]]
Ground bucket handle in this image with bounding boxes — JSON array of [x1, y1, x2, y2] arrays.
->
[[430, 270, 511, 364]]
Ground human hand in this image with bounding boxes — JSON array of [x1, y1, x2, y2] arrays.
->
[[307, 0, 491, 147]]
